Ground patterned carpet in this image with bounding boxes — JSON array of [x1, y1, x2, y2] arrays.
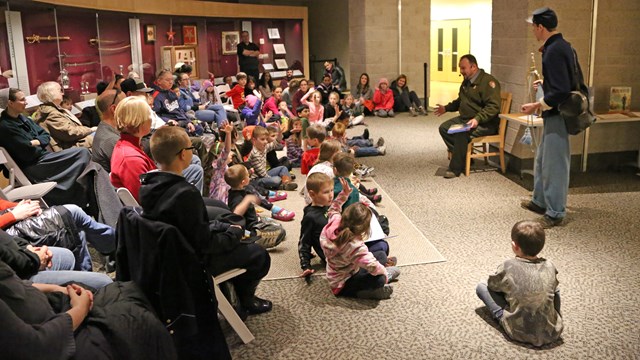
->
[[263, 170, 445, 280], [226, 112, 640, 359]]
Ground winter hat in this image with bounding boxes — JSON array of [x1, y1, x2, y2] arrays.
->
[[378, 78, 389, 87], [246, 94, 258, 108], [202, 80, 214, 90]]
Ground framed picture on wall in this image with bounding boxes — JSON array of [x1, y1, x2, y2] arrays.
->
[[145, 25, 156, 43], [183, 25, 197, 45], [222, 31, 239, 55]]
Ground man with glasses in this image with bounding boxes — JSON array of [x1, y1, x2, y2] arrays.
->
[[176, 72, 228, 127], [151, 70, 202, 136]]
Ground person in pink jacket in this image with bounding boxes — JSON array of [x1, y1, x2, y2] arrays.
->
[[373, 78, 395, 118], [320, 178, 400, 300], [261, 86, 283, 121]]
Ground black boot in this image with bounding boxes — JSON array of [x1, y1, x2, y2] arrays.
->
[[239, 280, 273, 315]]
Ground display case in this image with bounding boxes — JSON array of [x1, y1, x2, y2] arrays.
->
[[162, 45, 198, 78]]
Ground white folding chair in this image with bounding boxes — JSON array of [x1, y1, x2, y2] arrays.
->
[[116, 187, 140, 207], [0, 147, 56, 206], [213, 268, 255, 344]]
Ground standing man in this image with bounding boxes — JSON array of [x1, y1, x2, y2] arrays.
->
[[237, 31, 260, 82], [435, 54, 501, 179], [521, 7, 573, 228]]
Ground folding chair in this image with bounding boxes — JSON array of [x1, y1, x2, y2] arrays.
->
[[213, 269, 255, 344], [116, 187, 140, 207], [0, 147, 56, 206]]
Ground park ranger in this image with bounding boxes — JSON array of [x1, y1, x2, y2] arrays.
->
[[434, 54, 502, 178]]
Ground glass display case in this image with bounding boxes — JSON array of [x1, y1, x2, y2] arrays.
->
[[1, 1, 305, 97]]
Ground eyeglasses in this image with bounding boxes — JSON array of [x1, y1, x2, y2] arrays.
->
[[176, 146, 196, 155], [111, 89, 121, 106]]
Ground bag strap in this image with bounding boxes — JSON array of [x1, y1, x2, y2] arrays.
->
[[569, 48, 581, 92]]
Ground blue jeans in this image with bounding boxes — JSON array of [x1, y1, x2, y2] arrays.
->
[[30, 247, 113, 288], [355, 146, 381, 157], [255, 166, 290, 189], [196, 103, 227, 127], [183, 155, 204, 194], [476, 282, 562, 320], [64, 204, 115, 270], [532, 113, 570, 219], [347, 138, 373, 148]]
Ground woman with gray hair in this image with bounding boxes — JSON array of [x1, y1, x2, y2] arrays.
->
[[33, 81, 95, 152]]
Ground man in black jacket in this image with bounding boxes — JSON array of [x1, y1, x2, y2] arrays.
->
[[521, 7, 573, 228], [140, 125, 272, 315]]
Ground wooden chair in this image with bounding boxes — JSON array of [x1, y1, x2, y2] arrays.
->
[[464, 91, 513, 176]]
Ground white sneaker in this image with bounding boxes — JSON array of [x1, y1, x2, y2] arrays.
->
[[378, 146, 386, 155]]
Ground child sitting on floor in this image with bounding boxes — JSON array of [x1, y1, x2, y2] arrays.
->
[[320, 179, 400, 300], [285, 118, 304, 168], [341, 93, 365, 127], [209, 123, 293, 221], [300, 124, 327, 175], [476, 220, 563, 347], [331, 122, 386, 157], [266, 124, 291, 171], [298, 172, 333, 277], [304, 139, 342, 204], [248, 125, 297, 190], [225, 164, 288, 248]]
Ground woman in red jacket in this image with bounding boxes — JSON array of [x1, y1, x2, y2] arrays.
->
[[372, 78, 395, 118]]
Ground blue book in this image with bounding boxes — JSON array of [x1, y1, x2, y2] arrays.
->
[[447, 123, 473, 134]]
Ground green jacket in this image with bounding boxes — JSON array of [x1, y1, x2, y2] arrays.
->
[[444, 69, 501, 126]]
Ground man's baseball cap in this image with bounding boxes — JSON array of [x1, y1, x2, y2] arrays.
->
[[526, 7, 558, 30], [120, 78, 154, 94]]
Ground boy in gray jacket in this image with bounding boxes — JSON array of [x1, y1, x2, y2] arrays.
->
[[476, 220, 563, 346]]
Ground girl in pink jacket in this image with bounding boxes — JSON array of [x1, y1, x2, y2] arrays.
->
[[320, 179, 400, 299], [373, 78, 395, 118]]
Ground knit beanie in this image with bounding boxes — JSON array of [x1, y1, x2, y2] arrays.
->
[[378, 78, 389, 87], [202, 80, 214, 91], [246, 94, 258, 108]]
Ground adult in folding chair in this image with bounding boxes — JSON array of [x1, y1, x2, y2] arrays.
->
[[435, 54, 502, 178], [0, 88, 92, 206]]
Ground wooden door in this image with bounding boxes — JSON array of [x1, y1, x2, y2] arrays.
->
[[430, 19, 471, 82]]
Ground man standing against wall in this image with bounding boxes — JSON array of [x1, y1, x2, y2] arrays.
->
[[521, 7, 573, 228], [435, 54, 501, 179], [237, 31, 260, 82]]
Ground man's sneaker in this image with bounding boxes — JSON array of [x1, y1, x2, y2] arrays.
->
[[272, 208, 295, 221], [279, 182, 298, 191], [376, 137, 385, 147], [356, 284, 393, 300], [386, 266, 401, 282], [409, 107, 418, 117], [378, 146, 386, 155], [418, 106, 427, 115], [520, 199, 546, 215], [536, 215, 564, 229], [363, 128, 370, 140], [255, 228, 286, 249], [268, 191, 288, 202]]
